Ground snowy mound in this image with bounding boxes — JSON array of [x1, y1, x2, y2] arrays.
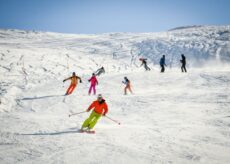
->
[[0, 26, 230, 163]]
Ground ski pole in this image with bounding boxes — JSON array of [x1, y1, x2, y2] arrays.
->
[[69, 111, 86, 117], [105, 116, 121, 125]]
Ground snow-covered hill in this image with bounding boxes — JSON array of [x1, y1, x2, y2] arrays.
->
[[0, 26, 230, 163]]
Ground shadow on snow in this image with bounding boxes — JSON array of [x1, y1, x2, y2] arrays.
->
[[21, 94, 65, 100], [19, 128, 81, 136]]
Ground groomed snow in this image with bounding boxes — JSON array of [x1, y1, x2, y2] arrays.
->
[[0, 26, 230, 164]]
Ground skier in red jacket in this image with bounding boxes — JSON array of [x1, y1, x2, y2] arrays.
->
[[81, 94, 108, 132]]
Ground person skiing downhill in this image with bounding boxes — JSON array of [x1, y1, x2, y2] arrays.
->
[[95, 67, 105, 76], [122, 77, 133, 95], [180, 54, 187, 72], [81, 94, 108, 132], [139, 58, 151, 71], [88, 73, 98, 95], [159, 55, 167, 73], [63, 72, 82, 95]]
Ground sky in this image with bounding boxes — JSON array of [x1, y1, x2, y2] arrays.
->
[[0, 0, 230, 34]]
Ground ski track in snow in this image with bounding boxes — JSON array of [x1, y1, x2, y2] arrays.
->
[[0, 26, 230, 164]]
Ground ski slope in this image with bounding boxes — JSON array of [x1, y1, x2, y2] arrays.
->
[[0, 26, 230, 164]]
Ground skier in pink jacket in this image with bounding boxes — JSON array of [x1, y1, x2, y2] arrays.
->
[[88, 73, 98, 95]]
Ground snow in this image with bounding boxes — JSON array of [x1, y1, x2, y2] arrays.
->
[[0, 26, 230, 163]]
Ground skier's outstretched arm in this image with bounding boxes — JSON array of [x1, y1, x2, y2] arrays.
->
[[86, 102, 96, 112], [63, 77, 71, 82], [77, 76, 82, 83]]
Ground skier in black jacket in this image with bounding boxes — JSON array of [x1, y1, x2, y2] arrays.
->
[[180, 54, 187, 72]]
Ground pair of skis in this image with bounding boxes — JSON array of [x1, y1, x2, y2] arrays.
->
[[79, 129, 95, 134]]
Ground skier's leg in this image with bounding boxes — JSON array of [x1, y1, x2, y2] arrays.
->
[[147, 66, 151, 71], [181, 66, 184, 72], [68, 84, 76, 94], [88, 112, 101, 129], [93, 85, 96, 95], [161, 65, 165, 72], [184, 65, 187, 72], [81, 112, 95, 129], [66, 84, 73, 95], [128, 86, 133, 94], [124, 86, 127, 95], [144, 64, 147, 71], [88, 85, 93, 95]]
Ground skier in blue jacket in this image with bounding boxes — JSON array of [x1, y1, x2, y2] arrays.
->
[[160, 55, 166, 73]]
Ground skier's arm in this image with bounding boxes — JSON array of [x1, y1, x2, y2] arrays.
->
[[77, 76, 82, 83], [88, 77, 92, 82], [86, 102, 95, 112], [103, 103, 108, 116], [63, 77, 71, 82]]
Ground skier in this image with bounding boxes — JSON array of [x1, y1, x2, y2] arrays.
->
[[63, 72, 82, 95], [81, 94, 108, 132], [95, 66, 105, 76], [139, 58, 151, 71], [159, 55, 167, 73], [122, 77, 133, 95], [180, 54, 187, 72], [88, 73, 98, 95]]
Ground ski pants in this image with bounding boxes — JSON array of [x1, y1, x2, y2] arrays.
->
[[124, 84, 132, 95], [181, 64, 187, 72], [144, 64, 151, 71], [81, 111, 101, 129], [88, 84, 96, 95], [66, 84, 77, 95], [160, 65, 165, 72]]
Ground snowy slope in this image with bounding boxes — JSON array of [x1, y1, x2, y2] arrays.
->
[[0, 26, 230, 164]]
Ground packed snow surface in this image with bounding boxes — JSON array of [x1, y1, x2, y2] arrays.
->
[[0, 26, 230, 164]]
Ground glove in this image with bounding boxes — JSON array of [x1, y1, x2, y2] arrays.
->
[[63, 80, 65, 82], [80, 80, 82, 83]]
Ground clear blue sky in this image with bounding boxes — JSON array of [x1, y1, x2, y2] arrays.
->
[[0, 0, 229, 34]]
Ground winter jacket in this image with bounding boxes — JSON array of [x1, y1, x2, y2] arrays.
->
[[87, 99, 108, 115], [160, 58, 165, 66], [181, 56, 186, 64], [88, 76, 98, 86], [64, 75, 82, 85]]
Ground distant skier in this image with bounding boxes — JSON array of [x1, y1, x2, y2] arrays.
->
[[159, 55, 167, 73], [95, 66, 105, 76], [122, 77, 133, 95], [81, 94, 108, 132], [63, 72, 82, 95], [180, 54, 187, 72], [139, 58, 151, 71], [88, 73, 98, 95]]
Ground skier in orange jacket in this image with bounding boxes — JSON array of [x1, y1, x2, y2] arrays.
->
[[63, 72, 82, 95]]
